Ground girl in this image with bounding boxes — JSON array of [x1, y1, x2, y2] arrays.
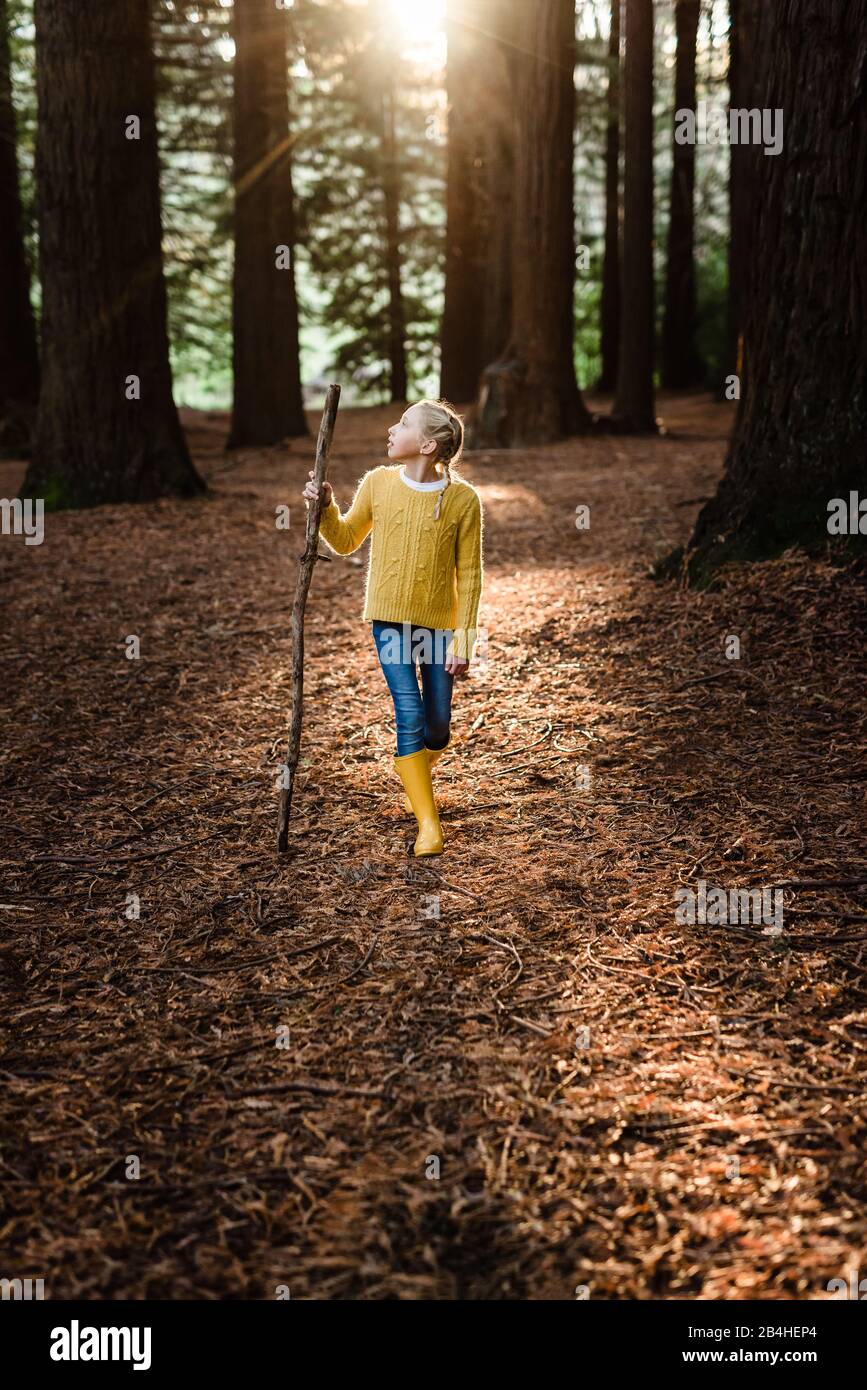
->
[[302, 398, 484, 857]]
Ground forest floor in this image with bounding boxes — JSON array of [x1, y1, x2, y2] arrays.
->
[[1, 391, 866, 1299]]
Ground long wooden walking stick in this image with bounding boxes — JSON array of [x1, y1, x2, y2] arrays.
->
[[277, 383, 341, 853]]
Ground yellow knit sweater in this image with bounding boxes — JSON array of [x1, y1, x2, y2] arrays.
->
[[316, 464, 484, 660]]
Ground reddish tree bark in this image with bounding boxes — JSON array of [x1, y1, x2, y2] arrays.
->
[[380, 79, 408, 404], [724, 0, 760, 393], [229, 0, 307, 447], [662, 0, 704, 389], [598, 0, 621, 393], [673, 0, 867, 580], [21, 0, 202, 508], [440, 0, 515, 404], [469, 0, 591, 447], [611, 0, 658, 432]]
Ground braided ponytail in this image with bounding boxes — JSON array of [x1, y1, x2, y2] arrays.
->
[[412, 399, 464, 521]]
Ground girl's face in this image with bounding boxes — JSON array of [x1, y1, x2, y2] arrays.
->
[[387, 406, 435, 462]]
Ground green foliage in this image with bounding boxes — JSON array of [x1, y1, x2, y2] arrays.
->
[[6, 0, 37, 313], [7, 0, 734, 416], [153, 0, 234, 408], [35, 473, 75, 512], [577, 0, 730, 394], [694, 240, 728, 388], [292, 0, 444, 403]]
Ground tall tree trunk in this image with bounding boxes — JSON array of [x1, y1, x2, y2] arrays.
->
[[381, 82, 408, 404], [0, 0, 39, 455], [477, 1, 515, 382], [469, 0, 591, 447], [440, 0, 515, 404], [661, 0, 704, 388], [229, 0, 307, 447], [612, 0, 657, 431], [672, 0, 867, 582], [21, 0, 202, 508], [597, 0, 621, 393], [724, 0, 758, 392]]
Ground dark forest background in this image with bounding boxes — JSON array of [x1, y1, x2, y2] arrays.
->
[[2, 0, 865, 579]]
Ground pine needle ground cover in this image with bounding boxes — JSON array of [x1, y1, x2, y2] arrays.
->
[[1, 392, 865, 1299]]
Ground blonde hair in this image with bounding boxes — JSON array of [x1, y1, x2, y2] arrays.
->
[[410, 398, 465, 520]]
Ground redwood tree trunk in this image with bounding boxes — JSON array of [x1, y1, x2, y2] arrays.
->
[[381, 83, 408, 404], [469, 0, 590, 447], [661, 0, 704, 389], [676, 0, 867, 580], [597, 0, 621, 393], [21, 0, 201, 508], [440, 0, 515, 404], [0, 0, 39, 454], [724, 0, 759, 392], [229, 0, 307, 447], [611, 0, 657, 431]]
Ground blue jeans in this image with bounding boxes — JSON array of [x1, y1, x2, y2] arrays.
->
[[372, 621, 454, 757]]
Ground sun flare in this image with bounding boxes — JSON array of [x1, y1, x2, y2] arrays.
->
[[387, 0, 446, 44]]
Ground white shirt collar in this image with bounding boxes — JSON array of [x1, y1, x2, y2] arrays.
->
[[398, 465, 447, 492]]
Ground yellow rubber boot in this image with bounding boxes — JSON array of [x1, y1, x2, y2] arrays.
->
[[403, 736, 450, 814], [394, 749, 444, 856]]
